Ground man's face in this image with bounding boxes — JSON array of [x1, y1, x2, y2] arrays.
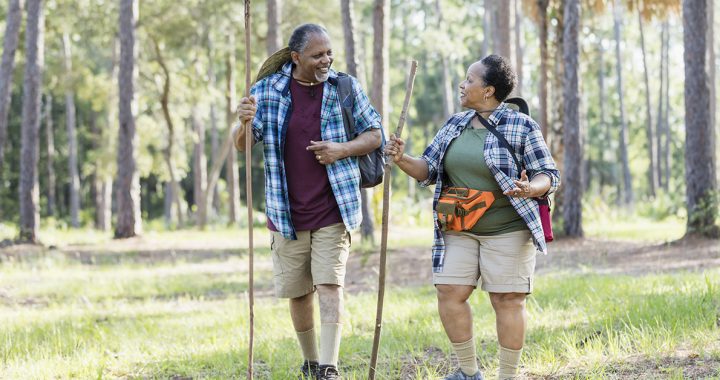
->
[[292, 32, 333, 83]]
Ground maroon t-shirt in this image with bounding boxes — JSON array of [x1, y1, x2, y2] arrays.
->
[[268, 78, 343, 232]]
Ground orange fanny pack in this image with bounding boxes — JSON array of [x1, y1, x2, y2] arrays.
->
[[435, 187, 504, 231]]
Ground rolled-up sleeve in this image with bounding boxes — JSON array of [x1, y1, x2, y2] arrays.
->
[[249, 85, 264, 143], [523, 121, 560, 195]]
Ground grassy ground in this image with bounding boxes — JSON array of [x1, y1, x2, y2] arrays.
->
[[2, 216, 719, 378]]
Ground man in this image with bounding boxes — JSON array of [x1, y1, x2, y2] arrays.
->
[[234, 23, 382, 380]]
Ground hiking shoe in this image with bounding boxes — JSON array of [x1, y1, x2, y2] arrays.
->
[[444, 368, 484, 380], [298, 360, 318, 379], [317, 364, 341, 380]]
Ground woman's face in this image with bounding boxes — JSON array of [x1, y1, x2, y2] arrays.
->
[[458, 62, 492, 109]]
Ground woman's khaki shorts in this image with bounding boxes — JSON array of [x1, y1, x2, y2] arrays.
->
[[270, 223, 351, 299], [433, 230, 536, 293]]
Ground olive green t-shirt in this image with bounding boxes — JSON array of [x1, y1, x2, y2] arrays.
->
[[442, 127, 528, 235]]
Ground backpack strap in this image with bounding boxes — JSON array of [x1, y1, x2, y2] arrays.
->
[[336, 73, 356, 140], [477, 113, 523, 177]]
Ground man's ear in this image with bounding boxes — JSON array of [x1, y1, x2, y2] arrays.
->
[[290, 51, 300, 65]]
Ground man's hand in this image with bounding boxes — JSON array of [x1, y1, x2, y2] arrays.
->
[[236, 96, 257, 124], [233, 96, 257, 151], [307, 140, 348, 165]]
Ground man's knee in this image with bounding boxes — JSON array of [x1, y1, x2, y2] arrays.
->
[[436, 284, 474, 304], [489, 292, 526, 311]]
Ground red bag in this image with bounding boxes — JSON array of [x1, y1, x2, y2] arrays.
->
[[536, 197, 554, 242]]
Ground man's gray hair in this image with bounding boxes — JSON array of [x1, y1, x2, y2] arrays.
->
[[288, 24, 328, 54]]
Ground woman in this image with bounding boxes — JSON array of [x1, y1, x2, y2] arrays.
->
[[385, 55, 560, 380]]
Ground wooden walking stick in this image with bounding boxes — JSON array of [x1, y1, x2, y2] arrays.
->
[[244, 1, 254, 379], [368, 60, 418, 380]]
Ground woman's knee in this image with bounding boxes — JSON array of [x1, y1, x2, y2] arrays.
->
[[436, 284, 474, 303], [489, 292, 526, 310]]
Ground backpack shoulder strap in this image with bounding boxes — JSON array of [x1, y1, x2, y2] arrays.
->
[[505, 97, 530, 116], [336, 72, 356, 139], [477, 113, 523, 176]]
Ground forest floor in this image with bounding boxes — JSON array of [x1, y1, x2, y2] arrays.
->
[[2, 229, 719, 378]]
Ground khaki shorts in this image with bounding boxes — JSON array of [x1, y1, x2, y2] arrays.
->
[[433, 230, 536, 293], [270, 223, 351, 299]]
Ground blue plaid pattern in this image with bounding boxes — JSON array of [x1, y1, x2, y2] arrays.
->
[[250, 62, 382, 239], [419, 103, 561, 273]]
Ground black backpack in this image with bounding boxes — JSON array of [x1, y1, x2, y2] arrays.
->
[[336, 73, 386, 188]]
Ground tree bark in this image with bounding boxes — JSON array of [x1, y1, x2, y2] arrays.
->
[[662, 21, 670, 191], [266, 0, 282, 55], [62, 31, 81, 228], [0, 0, 23, 175], [115, 0, 142, 238], [44, 93, 56, 218], [492, 0, 511, 60], [482, 0, 492, 56], [192, 107, 206, 216], [206, 31, 221, 213], [562, 0, 582, 236], [656, 22, 666, 189], [514, 0, 523, 95], [537, 0, 550, 138], [638, 10, 657, 198], [18, 0, 44, 243], [342, 0, 375, 244], [371, 0, 390, 127], [613, 0, 634, 206], [435, 0, 454, 116], [225, 35, 240, 225], [683, 0, 718, 237], [152, 38, 184, 227]]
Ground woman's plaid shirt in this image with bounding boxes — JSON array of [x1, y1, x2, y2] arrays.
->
[[419, 103, 561, 273], [249, 62, 382, 240]]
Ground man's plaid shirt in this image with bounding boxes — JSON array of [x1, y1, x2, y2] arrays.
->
[[419, 103, 561, 273], [249, 62, 382, 240]]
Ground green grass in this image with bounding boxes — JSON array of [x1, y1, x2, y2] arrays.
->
[[1, 248, 719, 379]]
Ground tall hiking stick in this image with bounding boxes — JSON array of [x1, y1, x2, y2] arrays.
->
[[244, 1, 254, 379], [368, 60, 418, 380]]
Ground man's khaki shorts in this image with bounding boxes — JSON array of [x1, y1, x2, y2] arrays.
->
[[433, 230, 536, 293], [270, 223, 351, 299]]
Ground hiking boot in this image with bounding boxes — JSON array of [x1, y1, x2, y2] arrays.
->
[[316, 364, 341, 380], [444, 368, 484, 380], [298, 360, 319, 379]]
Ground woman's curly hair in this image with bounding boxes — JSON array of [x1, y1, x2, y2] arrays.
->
[[480, 55, 517, 102]]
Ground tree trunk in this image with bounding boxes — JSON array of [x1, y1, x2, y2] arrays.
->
[[18, 0, 44, 243], [115, 0, 141, 238], [152, 38, 184, 227], [225, 35, 240, 225], [62, 31, 81, 228], [371, 0, 390, 127], [514, 0, 523, 95], [192, 107, 206, 216], [342, 0, 375, 244], [266, 0, 282, 54], [98, 38, 119, 232], [0, 0, 23, 176], [683, 0, 718, 237], [537, 0, 550, 138], [206, 32, 221, 213], [550, 1, 565, 223], [435, 0, 454, 116], [492, 0, 512, 60], [638, 10, 657, 198], [598, 38, 612, 189], [44, 93, 56, 218], [656, 22, 666, 189], [562, 0, 582, 237], [613, 0, 633, 206], [662, 21, 670, 191], [482, 0, 492, 56]]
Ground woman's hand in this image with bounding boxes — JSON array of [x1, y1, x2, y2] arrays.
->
[[384, 134, 405, 163], [504, 170, 547, 198]]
